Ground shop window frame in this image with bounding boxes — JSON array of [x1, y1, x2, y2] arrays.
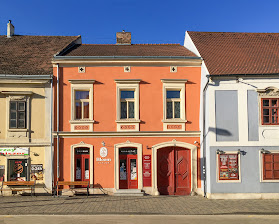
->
[[216, 151, 241, 183]]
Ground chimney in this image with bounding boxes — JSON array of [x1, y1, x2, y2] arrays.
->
[[7, 20, 14, 38], [116, 30, 131, 45]]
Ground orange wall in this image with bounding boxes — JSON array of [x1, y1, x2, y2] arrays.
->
[[55, 136, 200, 189], [54, 66, 201, 132]]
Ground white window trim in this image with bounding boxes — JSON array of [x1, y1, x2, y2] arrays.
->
[[161, 79, 187, 131], [115, 79, 141, 132], [259, 150, 279, 183], [216, 151, 241, 183], [69, 80, 95, 132]]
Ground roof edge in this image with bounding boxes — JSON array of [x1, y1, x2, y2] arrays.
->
[[55, 35, 82, 56]]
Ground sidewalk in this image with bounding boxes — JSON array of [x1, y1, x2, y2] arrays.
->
[[0, 195, 279, 215]]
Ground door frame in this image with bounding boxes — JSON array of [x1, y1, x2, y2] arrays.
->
[[152, 139, 197, 195], [71, 142, 93, 187], [114, 141, 142, 191]]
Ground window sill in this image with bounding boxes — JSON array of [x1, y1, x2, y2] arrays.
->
[[7, 129, 28, 132], [217, 180, 241, 183], [115, 119, 141, 123], [261, 179, 279, 183], [162, 119, 187, 123], [69, 120, 95, 124]]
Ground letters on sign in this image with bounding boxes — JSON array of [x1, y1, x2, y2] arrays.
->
[[0, 147, 29, 156], [143, 155, 152, 187], [120, 125, 135, 130], [31, 164, 44, 181], [167, 125, 182, 130], [74, 125, 90, 130]]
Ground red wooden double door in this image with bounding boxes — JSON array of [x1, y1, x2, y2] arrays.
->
[[157, 147, 191, 195]]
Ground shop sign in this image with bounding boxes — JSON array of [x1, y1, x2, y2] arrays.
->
[[119, 148, 137, 155], [31, 164, 43, 181], [96, 147, 111, 164], [143, 155, 152, 186], [100, 147, 108, 158], [0, 147, 29, 156]]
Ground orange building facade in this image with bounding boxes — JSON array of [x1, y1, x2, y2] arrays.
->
[[52, 33, 202, 196]]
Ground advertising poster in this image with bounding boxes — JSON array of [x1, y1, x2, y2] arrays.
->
[[219, 154, 239, 180], [31, 164, 44, 181]]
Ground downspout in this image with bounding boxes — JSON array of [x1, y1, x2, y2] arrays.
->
[[50, 78, 54, 190], [56, 64, 60, 185], [202, 76, 210, 197]]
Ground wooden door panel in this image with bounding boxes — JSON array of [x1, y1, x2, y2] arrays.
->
[[157, 147, 174, 195], [175, 147, 191, 195]]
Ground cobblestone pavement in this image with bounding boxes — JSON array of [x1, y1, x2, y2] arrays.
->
[[0, 195, 279, 215]]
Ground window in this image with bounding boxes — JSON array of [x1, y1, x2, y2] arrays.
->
[[10, 101, 26, 129], [161, 79, 187, 131], [69, 80, 95, 132], [263, 153, 279, 180], [218, 153, 240, 181], [120, 91, 135, 119], [115, 79, 141, 132], [166, 90, 181, 119], [261, 98, 279, 125], [75, 91, 90, 120]]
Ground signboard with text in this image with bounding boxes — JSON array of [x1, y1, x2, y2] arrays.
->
[[143, 155, 152, 186], [0, 147, 29, 156]]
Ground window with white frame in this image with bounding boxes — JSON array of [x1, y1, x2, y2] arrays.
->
[[161, 79, 187, 131], [115, 79, 141, 132], [120, 90, 135, 119], [166, 90, 181, 119], [75, 90, 90, 120], [262, 153, 279, 180]]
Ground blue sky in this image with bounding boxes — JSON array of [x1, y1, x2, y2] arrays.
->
[[0, 0, 278, 44]]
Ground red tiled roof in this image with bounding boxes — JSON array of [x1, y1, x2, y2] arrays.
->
[[0, 35, 79, 75], [188, 31, 279, 75], [60, 44, 198, 57]]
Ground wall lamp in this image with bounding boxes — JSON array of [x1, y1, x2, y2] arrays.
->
[[216, 149, 225, 154], [261, 148, 270, 154], [238, 149, 246, 156], [102, 141, 105, 147]]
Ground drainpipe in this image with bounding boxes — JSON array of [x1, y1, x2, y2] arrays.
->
[[56, 64, 60, 185], [50, 78, 54, 190], [202, 76, 210, 197]]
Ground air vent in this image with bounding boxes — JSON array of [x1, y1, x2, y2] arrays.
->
[[78, 67, 85, 73], [124, 66, 131, 72], [170, 66, 177, 73]]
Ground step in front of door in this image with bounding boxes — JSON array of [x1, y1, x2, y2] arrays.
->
[[114, 189, 144, 196]]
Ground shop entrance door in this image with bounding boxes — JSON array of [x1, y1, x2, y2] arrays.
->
[[119, 148, 138, 189], [74, 147, 90, 187], [157, 147, 191, 195]]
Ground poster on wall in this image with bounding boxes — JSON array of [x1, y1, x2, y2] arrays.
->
[[143, 155, 152, 186], [120, 161, 127, 180], [219, 154, 239, 180], [0, 165, 4, 181], [31, 164, 44, 181]]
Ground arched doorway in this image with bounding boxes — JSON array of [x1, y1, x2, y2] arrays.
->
[[157, 146, 191, 195]]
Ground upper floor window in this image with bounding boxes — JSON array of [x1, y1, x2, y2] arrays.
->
[[121, 90, 135, 119], [166, 90, 181, 119], [10, 101, 26, 129], [261, 98, 279, 125], [75, 91, 90, 120]]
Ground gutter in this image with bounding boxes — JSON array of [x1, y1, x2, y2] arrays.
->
[[208, 73, 279, 77], [53, 55, 202, 60], [0, 74, 52, 79], [50, 79, 54, 190]]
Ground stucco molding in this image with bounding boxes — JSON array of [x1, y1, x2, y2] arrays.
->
[[114, 141, 143, 191], [257, 86, 279, 96], [70, 142, 94, 187], [151, 139, 197, 195]]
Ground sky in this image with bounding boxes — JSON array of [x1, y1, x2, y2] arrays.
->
[[1, 0, 279, 45]]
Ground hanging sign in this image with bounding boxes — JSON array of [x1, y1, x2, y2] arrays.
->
[[143, 155, 152, 186], [0, 147, 29, 156]]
